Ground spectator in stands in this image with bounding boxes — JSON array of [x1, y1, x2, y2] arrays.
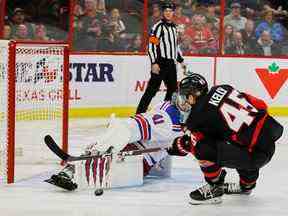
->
[[224, 2, 247, 31], [98, 30, 122, 51], [83, 0, 104, 20], [34, 24, 53, 41], [224, 24, 234, 49], [13, 24, 30, 40], [226, 0, 269, 19], [262, 3, 288, 17], [95, 0, 106, 15], [108, 8, 126, 36], [73, 0, 84, 43], [181, 0, 197, 16], [149, 4, 162, 27], [240, 19, 257, 49], [185, 14, 215, 54], [3, 25, 12, 39], [126, 34, 142, 52], [225, 31, 250, 55], [74, 0, 105, 50], [74, 0, 84, 17], [253, 30, 282, 56], [210, 25, 220, 54], [173, 5, 191, 34], [255, 10, 284, 43], [10, 8, 34, 39], [205, 1, 219, 29]]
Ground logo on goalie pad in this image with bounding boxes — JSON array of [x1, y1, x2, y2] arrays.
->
[[84, 156, 112, 188]]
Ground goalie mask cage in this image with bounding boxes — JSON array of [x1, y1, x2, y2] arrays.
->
[[0, 40, 69, 184]]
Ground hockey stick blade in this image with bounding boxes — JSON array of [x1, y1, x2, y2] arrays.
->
[[44, 135, 70, 161]]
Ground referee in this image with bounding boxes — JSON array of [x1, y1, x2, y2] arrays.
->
[[136, 1, 186, 114]]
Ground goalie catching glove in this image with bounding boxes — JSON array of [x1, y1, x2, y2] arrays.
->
[[168, 131, 204, 156], [85, 114, 132, 155]]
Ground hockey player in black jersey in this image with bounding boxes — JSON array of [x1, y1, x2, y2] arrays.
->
[[169, 73, 284, 205]]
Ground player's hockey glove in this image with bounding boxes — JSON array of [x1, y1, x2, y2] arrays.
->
[[168, 131, 204, 156]]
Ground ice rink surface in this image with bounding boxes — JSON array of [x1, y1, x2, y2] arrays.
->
[[0, 117, 287, 216]]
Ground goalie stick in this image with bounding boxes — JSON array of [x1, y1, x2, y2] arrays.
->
[[44, 135, 166, 162]]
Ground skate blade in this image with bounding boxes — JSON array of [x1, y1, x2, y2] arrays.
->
[[44, 178, 59, 188], [224, 192, 252, 196], [189, 197, 222, 205]]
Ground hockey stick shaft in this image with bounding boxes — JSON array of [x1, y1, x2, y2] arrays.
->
[[119, 147, 165, 156], [44, 135, 166, 162]]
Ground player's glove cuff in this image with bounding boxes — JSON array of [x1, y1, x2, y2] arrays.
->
[[180, 131, 204, 155]]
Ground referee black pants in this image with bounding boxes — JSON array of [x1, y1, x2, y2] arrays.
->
[[136, 59, 177, 114]]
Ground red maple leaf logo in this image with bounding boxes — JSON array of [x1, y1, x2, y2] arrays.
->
[[255, 65, 288, 99]]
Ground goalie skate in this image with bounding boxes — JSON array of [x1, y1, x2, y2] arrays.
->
[[44, 164, 78, 191]]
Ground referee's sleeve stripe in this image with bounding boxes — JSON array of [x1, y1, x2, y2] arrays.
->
[[148, 48, 155, 63], [148, 23, 162, 63]]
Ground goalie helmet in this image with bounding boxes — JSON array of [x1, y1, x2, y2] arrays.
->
[[171, 92, 191, 123], [161, 1, 176, 11], [179, 74, 208, 99]]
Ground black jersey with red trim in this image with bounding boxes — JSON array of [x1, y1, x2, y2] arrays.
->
[[185, 85, 268, 148]]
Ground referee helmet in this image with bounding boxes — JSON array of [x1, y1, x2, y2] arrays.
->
[[161, 1, 176, 11]]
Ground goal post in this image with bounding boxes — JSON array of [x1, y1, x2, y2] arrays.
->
[[0, 40, 69, 184]]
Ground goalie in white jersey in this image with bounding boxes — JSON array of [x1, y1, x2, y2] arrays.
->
[[45, 93, 192, 191]]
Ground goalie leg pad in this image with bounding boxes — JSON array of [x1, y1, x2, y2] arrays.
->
[[75, 154, 143, 189]]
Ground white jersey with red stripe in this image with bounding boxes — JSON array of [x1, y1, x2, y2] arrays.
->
[[128, 101, 184, 149], [87, 101, 187, 169]]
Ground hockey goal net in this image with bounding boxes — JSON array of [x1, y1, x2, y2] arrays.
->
[[0, 40, 69, 184]]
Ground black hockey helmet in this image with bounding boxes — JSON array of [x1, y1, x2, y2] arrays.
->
[[179, 74, 208, 99], [161, 1, 176, 11]]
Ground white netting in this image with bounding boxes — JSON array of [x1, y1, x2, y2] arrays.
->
[[0, 40, 68, 183], [0, 40, 9, 184]]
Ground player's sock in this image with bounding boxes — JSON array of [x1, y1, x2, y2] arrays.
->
[[189, 170, 226, 205], [45, 164, 78, 191]]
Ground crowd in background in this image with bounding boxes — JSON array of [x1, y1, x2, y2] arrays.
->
[[1, 0, 288, 56], [2, 0, 69, 41], [223, 0, 288, 56], [149, 0, 221, 55], [72, 0, 143, 51]]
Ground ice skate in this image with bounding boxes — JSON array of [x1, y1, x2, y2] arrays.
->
[[189, 183, 224, 205], [189, 170, 226, 205], [44, 164, 77, 191]]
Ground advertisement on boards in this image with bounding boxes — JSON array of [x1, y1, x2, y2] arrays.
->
[[216, 58, 288, 106], [69, 55, 215, 109], [128, 56, 215, 106], [69, 55, 134, 107]]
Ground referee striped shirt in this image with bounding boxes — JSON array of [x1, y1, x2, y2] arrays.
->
[[148, 19, 184, 64]]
